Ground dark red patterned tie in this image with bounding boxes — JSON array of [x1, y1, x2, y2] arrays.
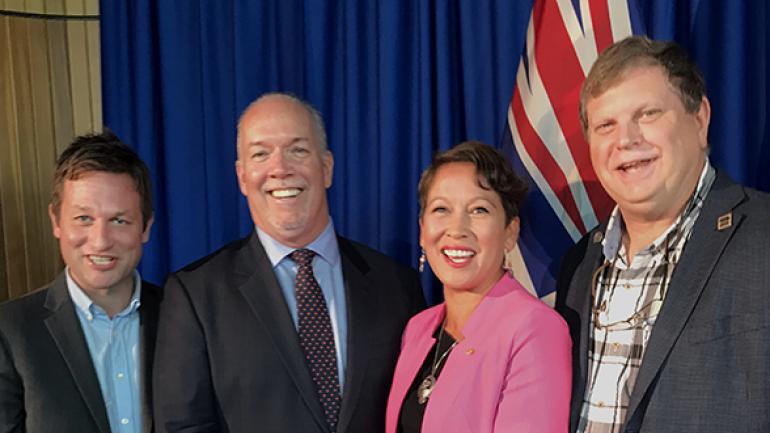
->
[[290, 248, 341, 430]]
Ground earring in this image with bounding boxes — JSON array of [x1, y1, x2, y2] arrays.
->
[[503, 249, 514, 278], [418, 250, 426, 273]]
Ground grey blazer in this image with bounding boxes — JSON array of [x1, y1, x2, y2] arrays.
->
[[0, 273, 161, 433], [152, 232, 425, 433], [556, 171, 770, 433]]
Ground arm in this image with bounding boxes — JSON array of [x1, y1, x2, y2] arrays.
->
[[493, 310, 572, 433], [153, 274, 220, 433], [0, 327, 24, 433]]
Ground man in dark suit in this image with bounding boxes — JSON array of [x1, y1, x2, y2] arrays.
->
[[556, 36, 770, 433], [0, 132, 161, 433], [153, 93, 425, 433]]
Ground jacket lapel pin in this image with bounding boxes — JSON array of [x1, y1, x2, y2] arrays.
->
[[717, 212, 733, 231]]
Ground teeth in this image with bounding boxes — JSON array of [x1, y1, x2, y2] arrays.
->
[[620, 158, 652, 171], [270, 188, 301, 198], [442, 249, 475, 258], [89, 256, 114, 265]]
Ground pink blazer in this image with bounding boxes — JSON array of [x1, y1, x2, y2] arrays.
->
[[385, 274, 572, 433]]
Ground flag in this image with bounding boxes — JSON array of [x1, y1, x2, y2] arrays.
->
[[502, 0, 643, 305]]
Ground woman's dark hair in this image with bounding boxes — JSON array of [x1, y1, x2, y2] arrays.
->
[[417, 140, 528, 225]]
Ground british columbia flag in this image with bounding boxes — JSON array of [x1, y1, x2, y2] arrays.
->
[[502, 0, 644, 305]]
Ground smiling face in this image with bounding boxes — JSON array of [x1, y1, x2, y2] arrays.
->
[[585, 65, 710, 224], [235, 95, 333, 247], [50, 171, 151, 300], [420, 162, 519, 296]]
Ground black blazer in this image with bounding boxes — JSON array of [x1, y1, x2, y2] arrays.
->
[[556, 171, 770, 433], [153, 232, 425, 433], [0, 273, 161, 433]]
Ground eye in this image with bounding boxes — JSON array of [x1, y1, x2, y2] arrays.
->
[[74, 215, 92, 223], [290, 145, 311, 157], [112, 217, 129, 225], [249, 147, 270, 161], [594, 120, 615, 135], [430, 205, 448, 214], [640, 108, 662, 121], [471, 206, 489, 214]]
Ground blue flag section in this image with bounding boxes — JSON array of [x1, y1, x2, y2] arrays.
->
[[101, 1, 768, 304]]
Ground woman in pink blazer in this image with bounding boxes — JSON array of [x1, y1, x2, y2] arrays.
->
[[386, 141, 572, 433]]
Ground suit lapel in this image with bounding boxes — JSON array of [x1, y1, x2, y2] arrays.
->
[[335, 238, 381, 433], [625, 173, 746, 426], [43, 273, 111, 433], [234, 233, 330, 432], [566, 229, 605, 431], [139, 282, 161, 433]]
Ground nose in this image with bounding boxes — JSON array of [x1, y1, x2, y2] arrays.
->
[[445, 212, 470, 239], [267, 149, 293, 178], [88, 220, 114, 251], [617, 120, 642, 149]]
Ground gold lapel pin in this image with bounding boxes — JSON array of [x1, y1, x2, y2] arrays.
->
[[592, 231, 603, 243], [717, 212, 733, 231]]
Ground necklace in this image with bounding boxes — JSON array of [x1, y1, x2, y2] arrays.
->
[[417, 321, 457, 405]]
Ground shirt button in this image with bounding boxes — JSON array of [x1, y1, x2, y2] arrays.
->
[[121, 418, 129, 425], [623, 283, 631, 289], [117, 373, 125, 379], [597, 401, 605, 408]]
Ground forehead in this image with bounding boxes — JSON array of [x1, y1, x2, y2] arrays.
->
[[429, 162, 495, 197], [61, 171, 141, 208], [587, 66, 679, 113], [239, 98, 317, 146]]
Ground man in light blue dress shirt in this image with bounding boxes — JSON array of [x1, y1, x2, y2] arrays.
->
[[0, 132, 161, 433], [154, 93, 425, 433]]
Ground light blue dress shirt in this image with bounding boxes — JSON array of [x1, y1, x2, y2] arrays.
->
[[66, 269, 142, 433], [256, 221, 348, 390]]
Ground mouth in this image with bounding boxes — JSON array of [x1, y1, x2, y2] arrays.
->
[[441, 248, 476, 264], [616, 156, 658, 173], [268, 188, 302, 199], [88, 255, 116, 267]]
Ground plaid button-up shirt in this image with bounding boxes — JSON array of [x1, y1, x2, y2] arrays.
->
[[578, 162, 716, 433]]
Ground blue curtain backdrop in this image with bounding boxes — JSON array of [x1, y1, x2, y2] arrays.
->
[[101, 0, 769, 305]]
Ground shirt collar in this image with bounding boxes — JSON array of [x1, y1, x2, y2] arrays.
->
[[602, 159, 715, 261], [256, 219, 340, 268], [65, 268, 142, 318]]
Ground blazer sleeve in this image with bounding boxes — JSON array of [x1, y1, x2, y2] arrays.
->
[[0, 326, 24, 433], [153, 274, 219, 433], [492, 309, 572, 433]]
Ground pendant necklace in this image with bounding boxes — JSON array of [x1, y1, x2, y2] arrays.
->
[[417, 320, 457, 405]]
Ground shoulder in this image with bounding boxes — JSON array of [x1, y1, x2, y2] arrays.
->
[[174, 233, 255, 276], [338, 236, 418, 276], [402, 304, 443, 338], [0, 286, 52, 336], [475, 281, 570, 350]]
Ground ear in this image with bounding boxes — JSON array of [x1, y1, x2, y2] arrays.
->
[[695, 96, 711, 149], [48, 204, 62, 239], [418, 217, 425, 249], [503, 217, 520, 252], [235, 159, 249, 196], [142, 214, 155, 243], [323, 151, 334, 188]]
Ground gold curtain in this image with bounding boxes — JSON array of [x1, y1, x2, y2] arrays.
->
[[0, 0, 101, 302]]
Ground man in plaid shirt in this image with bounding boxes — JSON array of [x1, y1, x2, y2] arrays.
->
[[557, 36, 770, 433]]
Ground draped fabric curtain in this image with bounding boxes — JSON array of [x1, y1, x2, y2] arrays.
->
[[100, 0, 768, 304]]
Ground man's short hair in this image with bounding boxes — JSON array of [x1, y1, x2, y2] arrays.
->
[[579, 35, 707, 133], [236, 92, 328, 154], [51, 131, 153, 229]]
